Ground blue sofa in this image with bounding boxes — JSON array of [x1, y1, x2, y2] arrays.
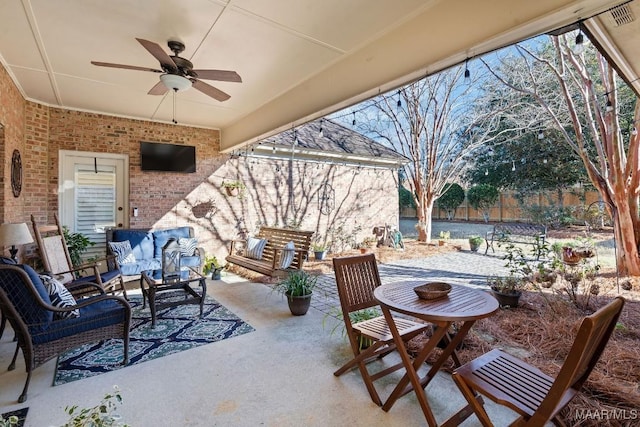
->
[[106, 226, 204, 282]]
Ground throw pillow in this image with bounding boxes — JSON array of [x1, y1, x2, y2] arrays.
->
[[279, 241, 296, 269], [178, 237, 198, 256], [39, 274, 80, 319], [108, 240, 136, 265], [246, 237, 268, 260]]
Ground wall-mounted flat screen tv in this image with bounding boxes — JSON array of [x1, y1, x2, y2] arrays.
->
[[140, 141, 196, 173]]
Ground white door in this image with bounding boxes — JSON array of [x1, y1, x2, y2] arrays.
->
[[59, 151, 129, 260]]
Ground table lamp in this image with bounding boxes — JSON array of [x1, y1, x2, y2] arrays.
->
[[0, 222, 34, 261]]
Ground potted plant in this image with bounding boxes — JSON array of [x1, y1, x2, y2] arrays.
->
[[487, 275, 523, 307], [312, 243, 328, 260], [274, 270, 318, 315], [221, 180, 246, 198], [358, 236, 377, 253], [438, 230, 450, 246], [468, 235, 484, 252], [202, 255, 224, 280]]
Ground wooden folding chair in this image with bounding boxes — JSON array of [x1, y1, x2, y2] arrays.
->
[[332, 253, 429, 406], [448, 296, 625, 427], [31, 214, 127, 298]]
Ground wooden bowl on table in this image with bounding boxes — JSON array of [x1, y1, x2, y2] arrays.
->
[[414, 282, 452, 300]]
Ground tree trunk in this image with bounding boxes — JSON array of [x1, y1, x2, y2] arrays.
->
[[416, 200, 435, 243], [611, 198, 640, 276]]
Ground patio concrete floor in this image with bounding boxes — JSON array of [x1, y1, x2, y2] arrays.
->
[[0, 252, 524, 426]]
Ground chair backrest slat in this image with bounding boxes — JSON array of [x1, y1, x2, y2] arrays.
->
[[532, 296, 625, 424], [31, 214, 74, 278], [333, 254, 381, 314]]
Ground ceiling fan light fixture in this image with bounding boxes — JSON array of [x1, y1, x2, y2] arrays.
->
[[160, 74, 191, 92]]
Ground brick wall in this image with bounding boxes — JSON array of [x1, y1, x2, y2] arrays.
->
[[0, 62, 400, 263]]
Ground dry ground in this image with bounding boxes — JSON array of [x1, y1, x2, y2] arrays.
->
[[227, 229, 639, 426]]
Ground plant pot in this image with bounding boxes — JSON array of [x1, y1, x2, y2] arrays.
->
[[210, 269, 222, 280], [438, 240, 446, 246], [491, 288, 522, 308], [314, 251, 327, 261], [359, 248, 368, 254], [469, 242, 481, 252], [286, 292, 312, 316]]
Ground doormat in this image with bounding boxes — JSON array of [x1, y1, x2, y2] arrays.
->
[[1, 407, 28, 427], [54, 294, 254, 385]]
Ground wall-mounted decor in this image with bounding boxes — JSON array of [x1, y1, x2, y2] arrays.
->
[[11, 149, 22, 197], [318, 183, 334, 215]]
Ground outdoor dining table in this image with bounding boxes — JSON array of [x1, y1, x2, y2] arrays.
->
[[374, 280, 499, 427]]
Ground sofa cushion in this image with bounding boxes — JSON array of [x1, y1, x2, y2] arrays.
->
[[118, 258, 162, 276], [0, 265, 53, 332], [112, 229, 155, 261], [178, 237, 198, 256], [30, 298, 128, 345], [152, 227, 192, 259], [108, 240, 137, 264]]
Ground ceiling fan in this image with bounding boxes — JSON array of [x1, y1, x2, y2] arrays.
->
[[91, 38, 241, 102]]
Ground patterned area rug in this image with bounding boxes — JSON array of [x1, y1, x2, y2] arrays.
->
[[1, 407, 28, 426], [54, 293, 254, 385]]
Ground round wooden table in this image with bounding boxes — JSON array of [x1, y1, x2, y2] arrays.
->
[[374, 280, 499, 426]]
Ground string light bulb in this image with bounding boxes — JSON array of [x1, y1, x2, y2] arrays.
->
[[605, 97, 613, 112], [511, 161, 516, 172], [396, 90, 402, 108], [352, 112, 356, 126], [543, 158, 548, 164], [632, 127, 638, 136], [485, 169, 489, 176], [464, 59, 470, 81], [537, 129, 544, 140], [318, 120, 324, 138], [574, 27, 585, 55]]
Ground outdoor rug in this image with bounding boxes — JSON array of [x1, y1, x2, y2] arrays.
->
[[54, 293, 254, 385], [1, 407, 28, 426]]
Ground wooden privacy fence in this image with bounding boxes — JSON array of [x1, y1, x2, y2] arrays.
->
[[400, 189, 604, 223]]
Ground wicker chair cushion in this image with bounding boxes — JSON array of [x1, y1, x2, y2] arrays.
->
[[68, 268, 123, 289], [152, 227, 192, 259], [30, 298, 128, 345], [40, 274, 80, 319], [0, 265, 53, 331], [107, 240, 136, 264], [112, 229, 155, 261]]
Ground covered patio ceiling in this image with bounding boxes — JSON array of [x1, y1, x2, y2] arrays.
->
[[0, 0, 637, 152]]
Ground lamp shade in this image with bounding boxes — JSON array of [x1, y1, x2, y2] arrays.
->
[[160, 74, 192, 92], [0, 222, 34, 247]]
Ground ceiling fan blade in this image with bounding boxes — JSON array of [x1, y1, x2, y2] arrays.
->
[[91, 61, 162, 73], [192, 70, 242, 83], [148, 81, 169, 96], [135, 38, 177, 73], [192, 79, 230, 102]]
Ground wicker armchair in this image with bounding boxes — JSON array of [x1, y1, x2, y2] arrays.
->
[[0, 264, 131, 403]]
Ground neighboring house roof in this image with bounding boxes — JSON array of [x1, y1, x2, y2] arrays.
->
[[250, 119, 409, 169]]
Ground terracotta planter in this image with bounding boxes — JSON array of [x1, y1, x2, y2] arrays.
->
[[286, 292, 312, 316], [314, 251, 327, 261]]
